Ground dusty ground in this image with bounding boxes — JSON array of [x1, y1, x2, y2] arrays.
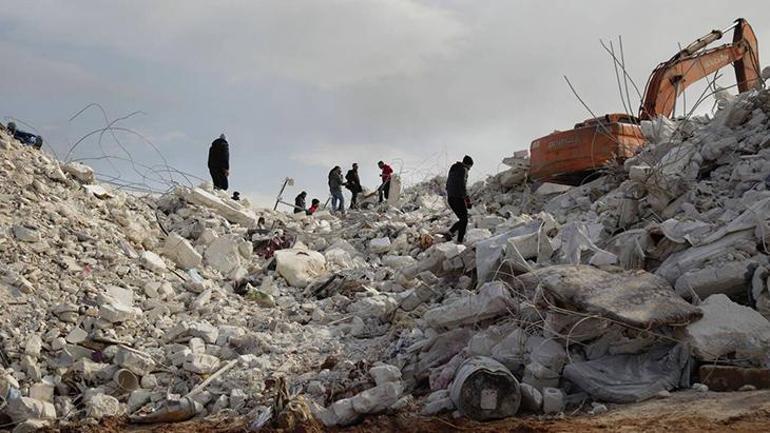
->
[[44, 390, 770, 433]]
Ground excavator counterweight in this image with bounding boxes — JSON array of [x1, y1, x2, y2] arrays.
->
[[529, 18, 762, 184]]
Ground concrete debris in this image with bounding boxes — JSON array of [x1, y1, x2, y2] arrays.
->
[[205, 235, 244, 275], [163, 232, 203, 269], [3, 89, 770, 427], [423, 281, 516, 329], [141, 250, 167, 273], [62, 161, 95, 183], [536, 265, 702, 328], [85, 394, 122, 419], [541, 387, 564, 414], [450, 357, 521, 421], [274, 249, 326, 288], [682, 294, 770, 363]]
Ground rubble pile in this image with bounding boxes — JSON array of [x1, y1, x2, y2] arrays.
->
[[1, 89, 770, 431]]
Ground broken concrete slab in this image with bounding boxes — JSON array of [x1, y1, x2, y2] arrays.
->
[[180, 187, 258, 227], [423, 281, 516, 329], [682, 294, 770, 363], [656, 230, 757, 284], [204, 235, 242, 275], [274, 249, 326, 288], [535, 183, 572, 196], [85, 394, 121, 419], [674, 259, 759, 300], [535, 265, 702, 328], [62, 161, 95, 183], [350, 381, 403, 414], [141, 251, 167, 274], [12, 224, 40, 243], [163, 232, 202, 269], [368, 237, 392, 254], [183, 353, 221, 374]]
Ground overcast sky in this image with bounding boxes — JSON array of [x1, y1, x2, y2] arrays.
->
[[1, 1, 768, 208]]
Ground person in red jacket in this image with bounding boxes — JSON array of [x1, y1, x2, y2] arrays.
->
[[377, 160, 393, 203], [307, 199, 320, 215]]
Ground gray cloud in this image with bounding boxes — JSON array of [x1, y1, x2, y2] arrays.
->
[[1, 1, 768, 206]]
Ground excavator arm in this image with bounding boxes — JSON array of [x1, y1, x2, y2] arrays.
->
[[640, 18, 761, 120]]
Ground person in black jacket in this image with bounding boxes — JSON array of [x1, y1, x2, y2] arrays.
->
[[294, 191, 307, 214], [6, 122, 43, 149], [345, 163, 363, 209], [445, 155, 474, 243], [328, 166, 346, 214], [208, 134, 230, 190]]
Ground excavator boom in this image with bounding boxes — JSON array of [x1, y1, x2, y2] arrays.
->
[[640, 18, 761, 120], [530, 18, 762, 184]]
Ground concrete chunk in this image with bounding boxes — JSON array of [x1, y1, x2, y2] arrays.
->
[[181, 187, 257, 227], [141, 251, 167, 273], [163, 233, 203, 269], [62, 162, 95, 183], [274, 249, 326, 288], [423, 281, 516, 329], [183, 353, 221, 374], [683, 294, 770, 362]]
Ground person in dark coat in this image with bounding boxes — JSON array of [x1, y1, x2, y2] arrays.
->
[[445, 155, 474, 243], [294, 191, 307, 214], [345, 163, 363, 209], [6, 122, 43, 149], [328, 166, 346, 214], [208, 134, 230, 190]]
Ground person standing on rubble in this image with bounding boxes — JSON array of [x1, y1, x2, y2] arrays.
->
[[328, 166, 346, 214], [294, 191, 307, 214], [377, 160, 393, 203], [445, 155, 474, 243], [345, 163, 363, 209], [208, 133, 230, 190], [307, 198, 320, 215]]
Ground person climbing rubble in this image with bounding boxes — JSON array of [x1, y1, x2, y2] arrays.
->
[[377, 160, 393, 203], [328, 166, 346, 214], [345, 163, 363, 209], [207, 133, 230, 190], [294, 191, 307, 214], [5, 122, 43, 149], [231, 191, 241, 201], [307, 198, 320, 215], [445, 155, 473, 243]]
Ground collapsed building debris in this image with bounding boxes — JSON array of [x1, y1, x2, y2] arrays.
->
[[1, 87, 770, 431]]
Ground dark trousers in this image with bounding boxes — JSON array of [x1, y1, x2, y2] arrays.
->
[[379, 181, 391, 203], [350, 191, 359, 209], [448, 196, 468, 242], [209, 167, 228, 190]]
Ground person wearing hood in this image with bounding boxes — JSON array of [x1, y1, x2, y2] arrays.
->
[[445, 155, 474, 243], [294, 191, 307, 214], [6, 122, 43, 149], [208, 133, 230, 190], [345, 163, 363, 209], [328, 166, 346, 214]]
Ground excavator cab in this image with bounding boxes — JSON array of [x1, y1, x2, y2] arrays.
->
[[530, 113, 644, 185], [529, 18, 762, 184]]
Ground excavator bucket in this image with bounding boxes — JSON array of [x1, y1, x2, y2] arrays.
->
[[529, 114, 644, 184]]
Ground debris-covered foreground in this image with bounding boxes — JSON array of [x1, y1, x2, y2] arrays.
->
[[2, 90, 770, 433]]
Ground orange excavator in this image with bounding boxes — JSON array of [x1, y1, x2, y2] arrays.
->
[[529, 18, 763, 184]]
